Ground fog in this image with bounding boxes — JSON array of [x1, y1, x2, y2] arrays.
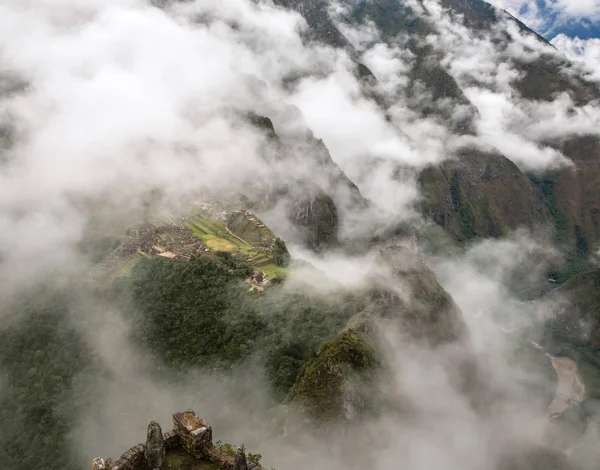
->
[[1, 0, 599, 469]]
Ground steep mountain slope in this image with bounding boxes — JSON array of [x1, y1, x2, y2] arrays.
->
[[418, 0, 600, 250], [282, 0, 600, 256], [419, 149, 552, 240], [289, 245, 479, 422], [2, 1, 600, 469]]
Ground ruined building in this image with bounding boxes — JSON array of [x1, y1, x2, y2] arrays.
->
[[92, 410, 263, 470]]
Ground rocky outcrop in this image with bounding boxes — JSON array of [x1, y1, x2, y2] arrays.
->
[[290, 329, 380, 422], [95, 410, 264, 470], [144, 419, 165, 470], [542, 136, 600, 255], [289, 189, 339, 250]]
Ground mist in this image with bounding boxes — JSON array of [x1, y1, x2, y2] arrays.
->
[[1, 1, 599, 470]]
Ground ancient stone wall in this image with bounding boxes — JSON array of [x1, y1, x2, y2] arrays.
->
[[172, 411, 213, 459], [94, 410, 262, 470], [226, 211, 273, 247]]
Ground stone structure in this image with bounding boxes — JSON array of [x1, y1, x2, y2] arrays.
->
[[144, 419, 166, 470], [226, 211, 274, 247], [172, 410, 213, 459], [94, 410, 262, 470]]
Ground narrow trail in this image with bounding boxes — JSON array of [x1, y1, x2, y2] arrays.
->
[[547, 356, 586, 418]]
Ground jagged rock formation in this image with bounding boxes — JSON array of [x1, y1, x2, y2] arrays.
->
[[144, 419, 165, 470], [246, 109, 368, 249], [290, 328, 380, 422], [367, 245, 469, 345]]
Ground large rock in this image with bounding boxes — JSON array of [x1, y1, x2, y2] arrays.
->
[[144, 419, 166, 470]]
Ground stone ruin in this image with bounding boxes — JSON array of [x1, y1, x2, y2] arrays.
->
[[226, 211, 274, 247], [92, 410, 262, 470]]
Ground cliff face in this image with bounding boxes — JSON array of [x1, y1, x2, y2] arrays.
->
[[547, 136, 600, 253], [419, 150, 552, 241]]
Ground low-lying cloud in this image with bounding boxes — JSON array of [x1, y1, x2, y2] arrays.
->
[[1, 1, 599, 469]]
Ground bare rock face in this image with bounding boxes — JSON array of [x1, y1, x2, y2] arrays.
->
[[289, 189, 339, 250], [145, 419, 166, 470], [234, 447, 248, 470]]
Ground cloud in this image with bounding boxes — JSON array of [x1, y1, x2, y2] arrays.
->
[[486, 0, 547, 30], [552, 34, 600, 81], [0, 0, 337, 290], [548, 0, 600, 19], [419, 0, 581, 170], [1, 1, 599, 467], [486, 0, 600, 25]]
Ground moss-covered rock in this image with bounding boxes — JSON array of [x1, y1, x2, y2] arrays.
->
[[289, 329, 380, 422]]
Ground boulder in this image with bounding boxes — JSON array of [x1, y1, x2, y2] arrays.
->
[[144, 419, 166, 470]]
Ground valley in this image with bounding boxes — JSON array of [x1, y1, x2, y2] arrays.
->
[[0, 0, 599, 469]]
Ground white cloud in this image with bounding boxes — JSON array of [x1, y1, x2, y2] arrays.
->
[[0, 0, 331, 289], [548, 0, 600, 19], [486, 0, 600, 24], [552, 34, 600, 81], [486, 0, 547, 30]]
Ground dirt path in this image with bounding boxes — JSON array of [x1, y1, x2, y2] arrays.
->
[[547, 356, 586, 418]]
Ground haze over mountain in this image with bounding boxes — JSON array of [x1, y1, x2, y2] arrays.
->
[[0, 1, 600, 470]]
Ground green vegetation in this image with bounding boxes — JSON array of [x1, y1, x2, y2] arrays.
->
[[290, 329, 380, 421], [183, 215, 241, 250], [0, 293, 91, 470], [0, 254, 364, 469], [214, 441, 263, 467], [163, 447, 221, 470], [529, 175, 567, 244], [449, 171, 477, 239], [272, 237, 291, 267], [123, 255, 363, 394], [127, 256, 258, 369], [182, 212, 287, 279]]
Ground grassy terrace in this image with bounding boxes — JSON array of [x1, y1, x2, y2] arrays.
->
[[182, 211, 285, 279]]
